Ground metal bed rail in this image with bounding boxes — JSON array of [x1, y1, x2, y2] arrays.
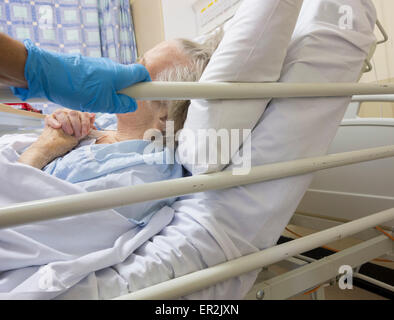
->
[[114, 208, 394, 300], [352, 94, 394, 102], [244, 235, 392, 300], [2, 82, 394, 102], [0, 83, 393, 300], [0, 144, 393, 230]]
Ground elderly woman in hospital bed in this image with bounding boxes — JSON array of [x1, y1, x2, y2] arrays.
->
[[0, 0, 377, 299], [0, 26, 222, 299], [14, 34, 224, 223]]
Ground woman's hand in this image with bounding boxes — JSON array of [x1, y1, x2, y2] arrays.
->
[[19, 109, 96, 169], [18, 127, 80, 169], [45, 108, 96, 139]]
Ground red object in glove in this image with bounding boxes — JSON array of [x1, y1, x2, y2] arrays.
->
[[4, 103, 43, 114]]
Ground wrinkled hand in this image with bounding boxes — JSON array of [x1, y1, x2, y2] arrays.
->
[[11, 40, 151, 113], [45, 108, 96, 139], [36, 126, 80, 155], [18, 126, 80, 169]]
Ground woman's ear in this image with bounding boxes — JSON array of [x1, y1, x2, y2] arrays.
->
[[157, 102, 168, 119], [156, 103, 168, 131]]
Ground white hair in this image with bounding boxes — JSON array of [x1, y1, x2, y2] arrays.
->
[[154, 29, 224, 135]]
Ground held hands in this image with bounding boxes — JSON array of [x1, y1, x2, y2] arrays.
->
[[18, 109, 95, 169], [45, 108, 96, 139], [11, 40, 151, 113]]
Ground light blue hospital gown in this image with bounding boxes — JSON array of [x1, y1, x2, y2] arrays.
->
[[44, 136, 183, 226]]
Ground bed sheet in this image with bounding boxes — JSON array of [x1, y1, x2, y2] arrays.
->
[[1, 0, 377, 300], [0, 133, 175, 299], [77, 0, 376, 300]]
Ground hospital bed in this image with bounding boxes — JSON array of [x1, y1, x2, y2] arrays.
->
[[0, 103, 44, 135], [0, 0, 393, 300], [0, 88, 393, 300], [298, 96, 394, 228]]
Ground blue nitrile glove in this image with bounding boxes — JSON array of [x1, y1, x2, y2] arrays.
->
[[11, 40, 151, 113]]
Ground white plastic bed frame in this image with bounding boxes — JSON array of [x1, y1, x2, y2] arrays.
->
[[0, 83, 393, 300], [0, 21, 392, 300]]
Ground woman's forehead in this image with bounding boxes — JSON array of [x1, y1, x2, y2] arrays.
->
[[145, 41, 180, 62], [142, 41, 187, 79]]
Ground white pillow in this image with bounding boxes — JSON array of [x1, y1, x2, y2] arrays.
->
[[177, 0, 304, 175], [175, 0, 377, 259]]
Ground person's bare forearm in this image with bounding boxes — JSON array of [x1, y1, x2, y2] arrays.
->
[[18, 145, 55, 169], [0, 32, 28, 87], [18, 127, 79, 169]]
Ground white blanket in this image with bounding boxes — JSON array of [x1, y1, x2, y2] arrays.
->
[[0, 0, 377, 300], [0, 134, 245, 300], [0, 133, 175, 299]]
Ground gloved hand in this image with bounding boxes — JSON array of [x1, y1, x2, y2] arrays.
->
[[11, 40, 151, 113]]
